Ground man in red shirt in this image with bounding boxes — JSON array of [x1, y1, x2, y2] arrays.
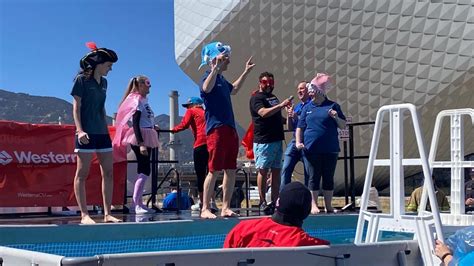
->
[[172, 97, 216, 211], [224, 182, 329, 248]]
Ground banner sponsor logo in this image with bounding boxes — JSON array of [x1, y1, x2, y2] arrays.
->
[[0, 121, 125, 207], [0, 150, 13, 165], [12, 151, 77, 164], [17, 192, 53, 198], [0, 150, 77, 165]]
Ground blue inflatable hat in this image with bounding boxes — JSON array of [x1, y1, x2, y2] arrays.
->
[[198, 41, 231, 69]]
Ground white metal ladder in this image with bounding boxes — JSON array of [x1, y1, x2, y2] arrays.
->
[[420, 108, 474, 226], [354, 104, 443, 265]]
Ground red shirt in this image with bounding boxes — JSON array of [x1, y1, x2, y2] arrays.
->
[[172, 106, 207, 148], [224, 217, 330, 248]]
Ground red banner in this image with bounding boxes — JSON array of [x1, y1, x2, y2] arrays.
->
[[0, 120, 126, 207]]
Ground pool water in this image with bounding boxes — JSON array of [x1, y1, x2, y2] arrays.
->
[[1, 215, 414, 257]]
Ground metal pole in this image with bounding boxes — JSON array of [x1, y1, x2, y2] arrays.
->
[[343, 141, 349, 205], [169, 90, 179, 167], [349, 125, 356, 209], [150, 147, 158, 207]]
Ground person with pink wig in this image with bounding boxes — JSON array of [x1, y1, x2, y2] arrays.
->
[[113, 75, 159, 214], [295, 73, 346, 214]]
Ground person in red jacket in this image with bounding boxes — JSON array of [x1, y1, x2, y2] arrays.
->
[[224, 182, 329, 248], [171, 97, 216, 211]]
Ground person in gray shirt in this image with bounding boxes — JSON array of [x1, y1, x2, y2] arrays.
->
[[71, 42, 119, 224]]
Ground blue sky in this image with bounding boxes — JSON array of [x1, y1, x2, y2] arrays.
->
[[0, 0, 197, 116]]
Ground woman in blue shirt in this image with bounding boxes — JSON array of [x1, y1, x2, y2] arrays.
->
[[295, 73, 346, 214]]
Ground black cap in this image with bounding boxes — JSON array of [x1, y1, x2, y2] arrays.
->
[[272, 182, 311, 227]]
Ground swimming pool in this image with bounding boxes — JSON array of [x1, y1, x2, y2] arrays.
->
[[0, 214, 412, 257]]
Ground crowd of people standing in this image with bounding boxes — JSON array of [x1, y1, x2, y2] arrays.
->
[[70, 40, 348, 223]]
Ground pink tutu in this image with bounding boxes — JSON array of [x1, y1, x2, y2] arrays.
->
[[122, 127, 160, 148]]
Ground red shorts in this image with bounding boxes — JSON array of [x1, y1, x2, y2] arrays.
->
[[207, 125, 239, 172]]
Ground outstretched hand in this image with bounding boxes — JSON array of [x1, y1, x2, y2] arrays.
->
[[245, 56, 255, 73]]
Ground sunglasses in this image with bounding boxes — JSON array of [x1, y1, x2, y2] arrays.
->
[[259, 79, 274, 86], [139, 79, 151, 87]]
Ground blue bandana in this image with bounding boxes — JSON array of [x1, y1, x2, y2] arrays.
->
[[198, 41, 231, 69]]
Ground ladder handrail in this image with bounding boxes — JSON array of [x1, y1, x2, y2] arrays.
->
[[354, 103, 443, 265], [421, 108, 474, 220]]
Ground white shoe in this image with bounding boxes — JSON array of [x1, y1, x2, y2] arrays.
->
[[191, 202, 201, 212], [135, 205, 154, 214]]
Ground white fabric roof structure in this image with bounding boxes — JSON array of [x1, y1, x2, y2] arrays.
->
[[174, 0, 473, 191]]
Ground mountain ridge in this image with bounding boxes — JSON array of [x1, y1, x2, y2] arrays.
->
[[0, 89, 246, 162]]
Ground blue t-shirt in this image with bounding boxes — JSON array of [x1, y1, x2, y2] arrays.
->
[[290, 99, 311, 136], [200, 70, 235, 134], [162, 191, 191, 210], [297, 99, 346, 154]]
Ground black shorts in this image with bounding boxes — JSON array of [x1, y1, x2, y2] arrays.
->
[[74, 133, 112, 153]]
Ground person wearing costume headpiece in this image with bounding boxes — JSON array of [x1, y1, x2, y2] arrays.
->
[[71, 42, 120, 224], [113, 75, 160, 214], [224, 182, 330, 248], [295, 73, 346, 215], [199, 41, 255, 219]]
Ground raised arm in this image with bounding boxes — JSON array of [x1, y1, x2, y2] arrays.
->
[[231, 56, 255, 95], [328, 106, 346, 129], [201, 67, 220, 94]]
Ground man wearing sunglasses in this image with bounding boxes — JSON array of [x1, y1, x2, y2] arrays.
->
[[249, 72, 292, 215]]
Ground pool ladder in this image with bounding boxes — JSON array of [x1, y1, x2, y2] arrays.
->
[[421, 108, 474, 226], [354, 104, 444, 265]]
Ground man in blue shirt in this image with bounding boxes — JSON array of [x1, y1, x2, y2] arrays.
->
[[280, 81, 311, 190], [199, 41, 255, 219]]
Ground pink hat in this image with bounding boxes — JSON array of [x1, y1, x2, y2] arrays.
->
[[306, 73, 332, 95]]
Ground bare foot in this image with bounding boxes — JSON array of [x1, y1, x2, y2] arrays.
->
[[104, 214, 121, 223], [221, 208, 239, 217], [311, 204, 320, 215], [201, 209, 217, 219], [80, 215, 96, 224]]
